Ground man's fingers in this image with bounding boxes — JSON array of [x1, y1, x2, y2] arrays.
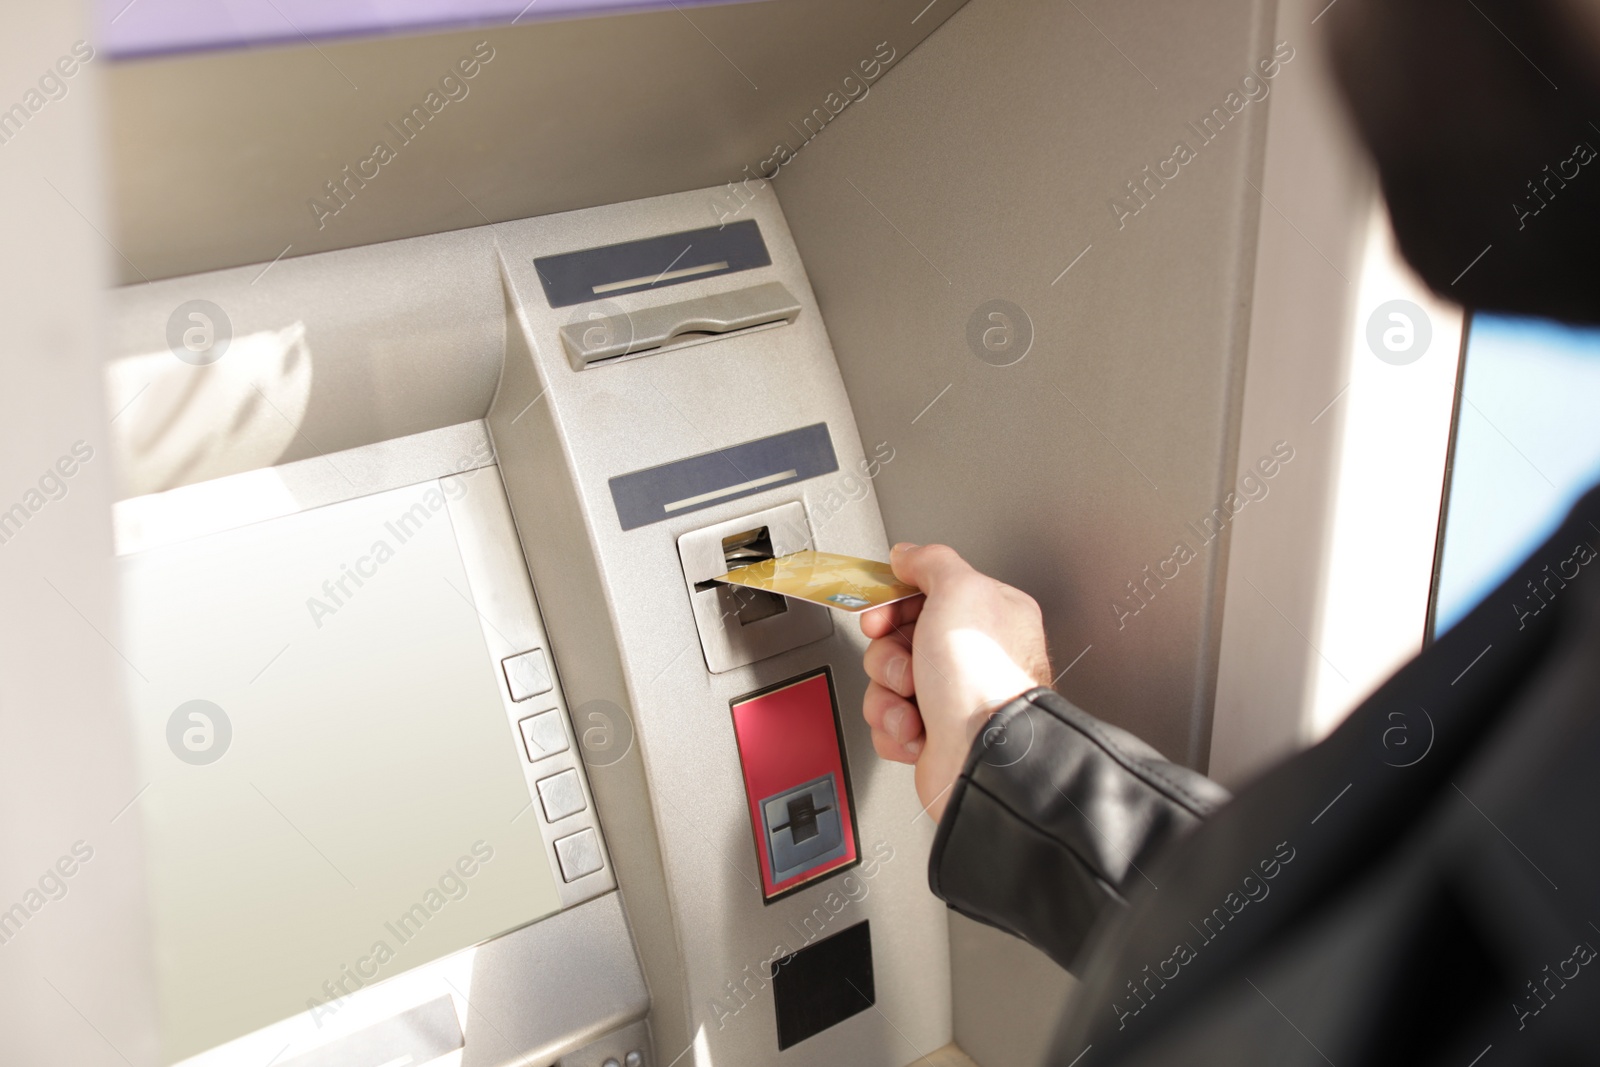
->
[[863, 631, 916, 697], [862, 679, 906, 731], [863, 681, 925, 748], [858, 604, 894, 640], [890, 542, 974, 597], [871, 728, 922, 764], [858, 594, 924, 639]]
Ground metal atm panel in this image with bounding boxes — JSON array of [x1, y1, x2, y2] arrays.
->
[[101, 183, 954, 1067], [487, 188, 953, 1064]]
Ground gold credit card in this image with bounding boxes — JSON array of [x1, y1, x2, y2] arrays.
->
[[713, 550, 921, 613]]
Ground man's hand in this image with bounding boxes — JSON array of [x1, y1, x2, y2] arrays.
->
[[859, 543, 1052, 820]]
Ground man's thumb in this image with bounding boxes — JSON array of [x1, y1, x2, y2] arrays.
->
[[890, 542, 966, 593]]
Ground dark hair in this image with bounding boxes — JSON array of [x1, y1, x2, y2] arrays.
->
[[1328, 0, 1600, 324]]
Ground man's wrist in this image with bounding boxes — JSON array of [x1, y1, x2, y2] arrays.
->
[[916, 690, 1033, 821]]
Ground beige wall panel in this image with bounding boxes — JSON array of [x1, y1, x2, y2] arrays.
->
[[1209, 0, 1371, 789], [776, 0, 1277, 769], [0, 4, 160, 1066]]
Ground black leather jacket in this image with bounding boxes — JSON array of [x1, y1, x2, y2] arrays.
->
[[931, 687, 1230, 972], [931, 484, 1600, 1064]]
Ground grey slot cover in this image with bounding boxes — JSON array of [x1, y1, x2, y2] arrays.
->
[[279, 996, 461, 1067], [559, 281, 801, 369]]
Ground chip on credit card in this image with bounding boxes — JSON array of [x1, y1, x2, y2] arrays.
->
[[712, 550, 921, 613]]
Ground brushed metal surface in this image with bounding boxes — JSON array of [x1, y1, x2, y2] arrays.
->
[[105, 231, 506, 494], [557, 1018, 654, 1067], [165, 892, 647, 1067], [103, 0, 970, 282], [560, 281, 802, 368], [776, 0, 1276, 779], [275, 996, 462, 1067], [112, 421, 494, 553], [946, 914, 1076, 1067], [488, 187, 952, 1066], [459, 892, 649, 1066], [1207, 0, 1371, 788]]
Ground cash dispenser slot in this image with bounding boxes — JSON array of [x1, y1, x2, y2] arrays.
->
[[558, 281, 802, 369]]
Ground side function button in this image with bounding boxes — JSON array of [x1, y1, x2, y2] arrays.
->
[[554, 828, 604, 882], [536, 768, 587, 822], [503, 648, 553, 702], [518, 709, 569, 762]]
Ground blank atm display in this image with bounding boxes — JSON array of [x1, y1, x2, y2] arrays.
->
[[119, 482, 562, 1063]]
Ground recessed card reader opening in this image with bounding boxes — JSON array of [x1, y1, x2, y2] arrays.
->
[[676, 501, 832, 674], [695, 525, 788, 625]]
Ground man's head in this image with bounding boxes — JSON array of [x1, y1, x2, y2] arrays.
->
[[1327, 0, 1600, 324]]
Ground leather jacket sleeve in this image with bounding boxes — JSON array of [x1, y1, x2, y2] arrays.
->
[[928, 688, 1230, 973]]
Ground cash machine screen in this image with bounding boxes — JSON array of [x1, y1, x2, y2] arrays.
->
[[118, 476, 567, 1063]]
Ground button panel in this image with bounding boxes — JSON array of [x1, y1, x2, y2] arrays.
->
[[442, 469, 612, 909]]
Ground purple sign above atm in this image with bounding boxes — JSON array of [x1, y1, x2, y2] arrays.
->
[[99, 0, 751, 59]]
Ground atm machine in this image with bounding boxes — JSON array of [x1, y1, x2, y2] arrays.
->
[[108, 188, 950, 1067], [28, 0, 1375, 1064]]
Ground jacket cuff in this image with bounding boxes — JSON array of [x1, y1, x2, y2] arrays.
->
[[928, 688, 1229, 972]]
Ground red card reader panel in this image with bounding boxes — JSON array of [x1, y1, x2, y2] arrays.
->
[[730, 667, 859, 903]]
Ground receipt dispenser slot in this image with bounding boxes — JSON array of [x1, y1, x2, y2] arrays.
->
[[559, 281, 801, 369]]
